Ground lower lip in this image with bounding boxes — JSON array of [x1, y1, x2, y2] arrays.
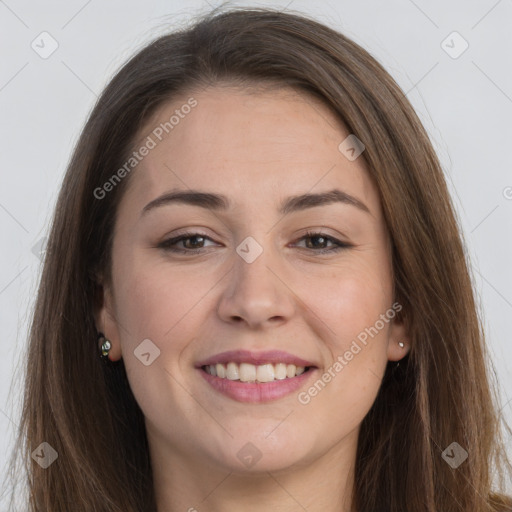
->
[[198, 368, 316, 403]]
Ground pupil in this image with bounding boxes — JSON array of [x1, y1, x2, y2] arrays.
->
[[308, 235, 325, 248], [186, 236, 203, 248]]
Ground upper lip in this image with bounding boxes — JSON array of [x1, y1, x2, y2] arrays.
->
[[195, 349, 317, 368]]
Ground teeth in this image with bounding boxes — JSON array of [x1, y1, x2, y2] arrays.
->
[[226, 362, 239, 380], [256, 364, 274, 383], [204, 362, 310, 382], [274, 363, 287, 380], [216, 363, 225, 378], [239, 363, 256, 382]]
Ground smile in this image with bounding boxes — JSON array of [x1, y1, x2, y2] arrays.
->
[[202, 362, 308, 382], [196, 350, 318, 403]]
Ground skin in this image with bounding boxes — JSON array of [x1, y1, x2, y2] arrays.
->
[[95, 85, 410, 512]]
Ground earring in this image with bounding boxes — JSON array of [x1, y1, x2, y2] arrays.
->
[[392, 342, 406, 372], [97, 332, 112, 361]]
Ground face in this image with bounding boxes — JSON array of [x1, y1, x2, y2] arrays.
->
[[96, 85, 409, 475]]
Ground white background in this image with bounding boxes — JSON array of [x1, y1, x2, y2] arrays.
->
[[1, 0, 511, 502]]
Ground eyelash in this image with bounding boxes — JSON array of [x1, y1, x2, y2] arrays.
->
[[158, 231, 351, 255]]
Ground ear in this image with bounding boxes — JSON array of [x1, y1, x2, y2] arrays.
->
[[93, 281, 123, 361], [386, 313, 410, 362]]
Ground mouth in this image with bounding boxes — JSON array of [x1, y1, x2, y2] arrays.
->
[[201, 362, 314, 383], [196, 350, 318, 403]]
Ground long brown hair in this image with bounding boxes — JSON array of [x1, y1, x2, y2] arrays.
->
[[5, 6, 511, 511]]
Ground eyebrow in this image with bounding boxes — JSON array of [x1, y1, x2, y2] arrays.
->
[[140, 188, 371, 217]]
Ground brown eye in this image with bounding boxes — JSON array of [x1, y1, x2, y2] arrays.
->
[[294, 232, 351, 254], [158, 233, 217, 253]]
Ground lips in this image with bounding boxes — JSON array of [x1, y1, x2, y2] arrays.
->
[[196, 349, 318, 403], [195, 349, 316, 368]]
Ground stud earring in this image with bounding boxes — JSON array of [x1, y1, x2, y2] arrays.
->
[[97, 332, 112, 361], [398, 341, 405, 348]]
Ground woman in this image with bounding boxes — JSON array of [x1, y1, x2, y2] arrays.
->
[[6, 6, 511, 511]]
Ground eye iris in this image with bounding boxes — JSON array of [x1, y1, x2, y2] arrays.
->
[[184, 235, 204, 249], [306, 235, 326, 249]]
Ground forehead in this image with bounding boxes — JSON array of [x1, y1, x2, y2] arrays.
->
[[120, 85, 380, 217]]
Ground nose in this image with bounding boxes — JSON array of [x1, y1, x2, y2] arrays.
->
[[217, 244, 296, 329]]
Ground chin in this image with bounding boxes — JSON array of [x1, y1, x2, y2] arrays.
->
[[203, 427, 316, 474]]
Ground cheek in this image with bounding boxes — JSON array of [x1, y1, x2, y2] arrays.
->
[[110, 258, 205, 429], [312, 255, 392, 339], [113, 240, 392, 355], [112, 252, 211, 342], [299, 257, 392, 408], [321, 276, 391, 381]]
